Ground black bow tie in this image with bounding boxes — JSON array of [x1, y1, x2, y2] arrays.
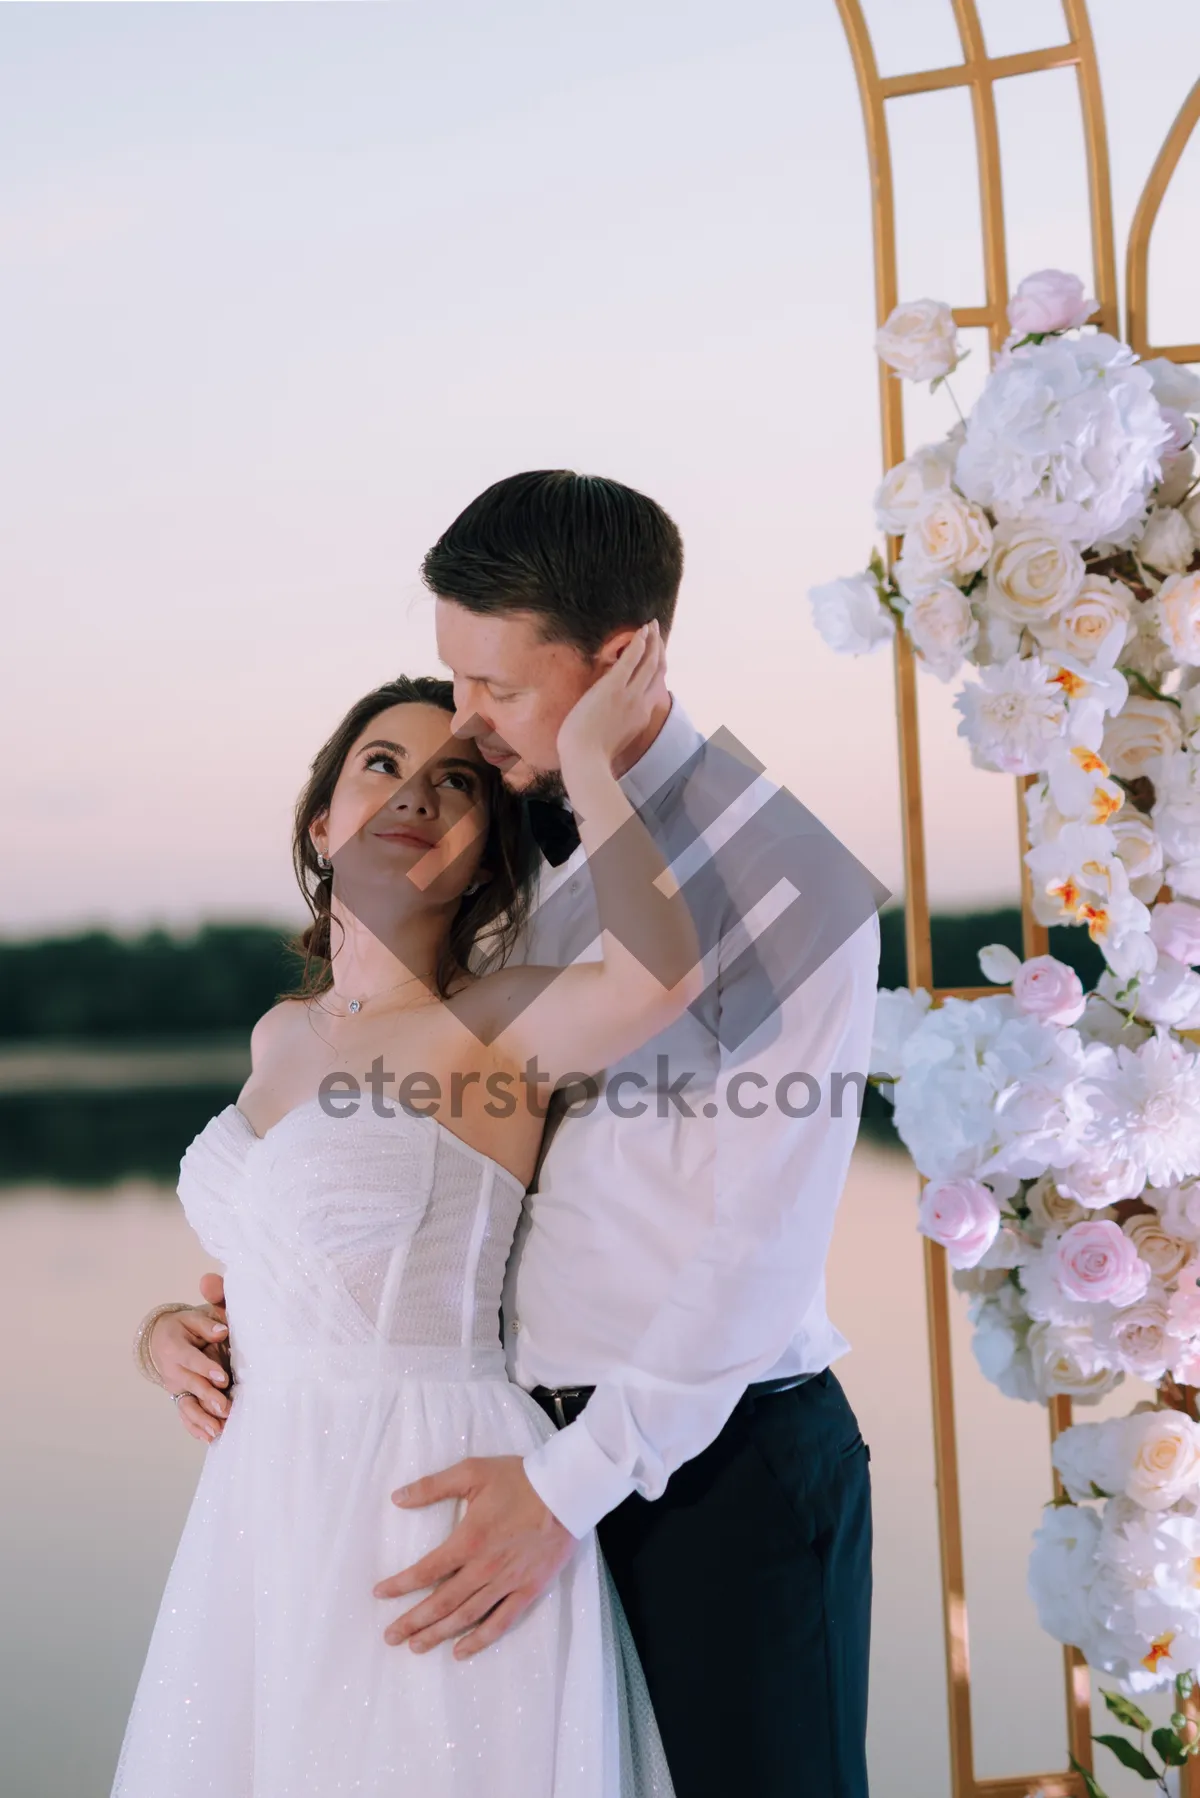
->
[[527, 798, 581, 868]]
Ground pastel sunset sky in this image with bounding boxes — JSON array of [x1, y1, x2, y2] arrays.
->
[[5, 0, 1199, 934]]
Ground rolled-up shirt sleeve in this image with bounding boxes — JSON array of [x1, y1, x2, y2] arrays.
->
[[523, 904, 881, 1540]]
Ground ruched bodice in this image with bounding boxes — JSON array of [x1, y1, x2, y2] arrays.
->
[[179, 1101, 526, 1380]]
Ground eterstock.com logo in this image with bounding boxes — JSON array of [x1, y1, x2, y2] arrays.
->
[[315, 1055, 872, 1123]]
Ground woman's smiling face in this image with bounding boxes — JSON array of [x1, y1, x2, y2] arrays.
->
[[310, 702, 491, 903]]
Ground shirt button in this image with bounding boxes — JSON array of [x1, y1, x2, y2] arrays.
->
[[512, 1318, 521, 1333]]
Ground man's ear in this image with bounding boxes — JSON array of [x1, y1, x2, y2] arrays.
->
[[595, 627, 642, 670]]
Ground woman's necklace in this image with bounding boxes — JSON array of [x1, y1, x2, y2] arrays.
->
[[328, 969, 431, 1016]]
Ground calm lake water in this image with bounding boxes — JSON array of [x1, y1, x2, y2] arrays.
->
[[0, 1133, 1175, 1797]]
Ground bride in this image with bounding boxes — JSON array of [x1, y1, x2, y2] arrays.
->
[[113, 624, 692, 1797]]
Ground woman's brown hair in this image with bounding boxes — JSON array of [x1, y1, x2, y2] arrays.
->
[[289, 676, 539, 999]]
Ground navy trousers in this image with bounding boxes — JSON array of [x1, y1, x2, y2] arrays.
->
[[543, 1370, 873, 1798]]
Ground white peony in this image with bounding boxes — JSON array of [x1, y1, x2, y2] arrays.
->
[[955, 655, 1069, 775], [894, 490, 992, 597], [875, 298, 961, 382], [1052, 1418, 1129, 1502], [985, 522, 1083, 629], [873, 442, 955, 535], [1033, 574, 1133, 665], [955, 333, 1172, 549], [809, 573, 895, 657], [1028, 1501, 1104, 1648], [905, 581, 979, 681], [1054, 1149, 1145, 1210], [1144, 357, 1200, 416], [868, 986, 932, 1079], [1138, 506, 1196, 575], [1155, 572, 1200, 666]]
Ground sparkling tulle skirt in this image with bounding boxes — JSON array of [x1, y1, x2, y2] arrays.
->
[[111, 1346, 673, 1798]]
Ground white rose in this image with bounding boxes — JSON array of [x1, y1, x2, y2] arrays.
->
[[1095, 1285, 1172, 1379], [875, 298, 960, 382], [1124, 1410, 1200, 1511], [905, 581, 979, 681], [1055, 1150, 1145, 1209], [918, 1177, 1002, 1269], [1143, 358, 1200, 416], [1158, 449, 1197, 508], [809, 573, 896, 657], [1183, 491, 1200, 543], [873, 443, 954, 535], [1025, 1175, 1087, 1233], [1110, 807, 1164, 902], [1027, 1320, 1119, 1401], [1155, 572, 1200, 666], [1101, 695, 1184, 780], [1156, 1183, 1200, 1243], [1138, 507, 1196, 575], [1124, 1213, 1193, 1283], [1151, 900, 1200, 965], [1008, 269, 1095, 336], [1011, 954, 1086, 1025], [985, 523, 1084, 629], [895, 490, 992, 597], [1033, 574, 1133, 665]]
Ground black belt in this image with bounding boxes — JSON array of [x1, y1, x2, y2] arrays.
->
[[530, 1371, 824, 1431]]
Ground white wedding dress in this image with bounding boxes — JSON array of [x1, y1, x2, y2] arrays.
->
[[112, 1099, 673, 1798]]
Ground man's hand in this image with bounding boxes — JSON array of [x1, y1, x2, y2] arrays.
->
[[152, 1273, 232, 1445], [373, 1456, 577, 1660]]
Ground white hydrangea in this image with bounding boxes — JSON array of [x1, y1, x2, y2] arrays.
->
[[955, 333, 1172, 550]]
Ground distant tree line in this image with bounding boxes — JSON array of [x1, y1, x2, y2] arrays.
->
[[0, 909, 1103, 1043]]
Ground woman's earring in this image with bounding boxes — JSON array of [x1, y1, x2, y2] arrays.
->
[[464, 878, 482, 896], [316, 852, 332, 872]]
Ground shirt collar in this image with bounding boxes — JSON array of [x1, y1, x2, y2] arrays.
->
[[617, 694, 704, 811]]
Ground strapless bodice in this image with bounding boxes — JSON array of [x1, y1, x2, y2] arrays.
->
[[177, 1101, 526, 1378]]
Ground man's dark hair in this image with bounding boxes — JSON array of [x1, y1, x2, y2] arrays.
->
[[421, 470, 683, 657]]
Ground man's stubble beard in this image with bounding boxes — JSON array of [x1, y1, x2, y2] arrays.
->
[[504, 766, 568, 805]]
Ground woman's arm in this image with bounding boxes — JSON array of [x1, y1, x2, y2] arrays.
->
[[483, 624, 703, 1087]]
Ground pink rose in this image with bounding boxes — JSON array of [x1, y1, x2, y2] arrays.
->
[[1055, 1219, 1150, 1307], [918, 1178, 1001, 1270], [1008, 269, 1095, 336], [1150, 901, 1200, 967], [1011, 954, 1086, 1026]]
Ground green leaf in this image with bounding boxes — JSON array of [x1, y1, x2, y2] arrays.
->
[[1152, 1727, 1189, 1768], [1070, 1753, 1112, 1798], [1092, 1734, 1158, 1779], [1101, 1689, 1153, 1733]]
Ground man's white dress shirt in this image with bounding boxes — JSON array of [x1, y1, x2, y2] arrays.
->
[[504, 696, 881, 1539]]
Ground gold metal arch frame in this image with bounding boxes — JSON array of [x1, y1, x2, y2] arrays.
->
[[833, 4, 1200, 1795]]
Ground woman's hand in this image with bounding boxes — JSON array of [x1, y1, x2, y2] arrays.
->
[[150, 1292, 233, 1445], [555, 621, 664, 776]]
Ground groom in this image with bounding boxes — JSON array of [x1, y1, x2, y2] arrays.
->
[[196, 471, 881, 1797]]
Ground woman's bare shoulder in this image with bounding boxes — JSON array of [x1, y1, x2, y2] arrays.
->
[[249, 996, 312, 1063]]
